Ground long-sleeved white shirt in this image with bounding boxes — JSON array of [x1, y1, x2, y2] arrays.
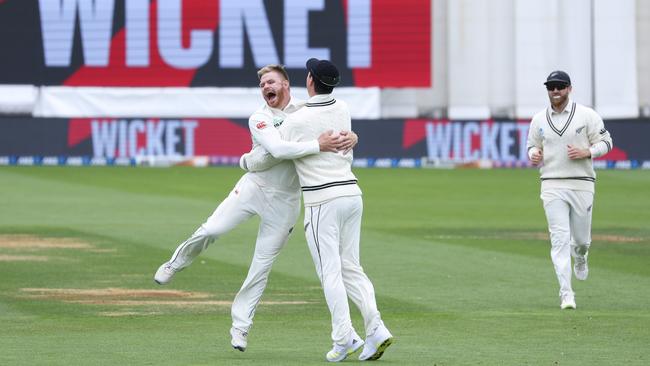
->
[[279, 94, 361, 206], [245, 98, 319, 192], [527, 99, 613, 193]]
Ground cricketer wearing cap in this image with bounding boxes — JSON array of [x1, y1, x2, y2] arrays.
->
[[153, 64, 357, 352], [527, 70, 613, 310], [241, 58, 393, 362]]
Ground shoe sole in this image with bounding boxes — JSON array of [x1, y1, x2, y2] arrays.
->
[[366, 337, 393, 361]]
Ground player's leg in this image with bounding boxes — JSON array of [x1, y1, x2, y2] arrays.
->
[[230, 193, 300, 336], [542, 191, 574, 308], [338, 196, 392, 361], [155, 175, 256, 284], [568, 191, 594, 281], [338, 196, 382, 335], [304, 201, 360, 360]]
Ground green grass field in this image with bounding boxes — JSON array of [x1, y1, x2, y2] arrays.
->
[[1, 166, 649, 365]]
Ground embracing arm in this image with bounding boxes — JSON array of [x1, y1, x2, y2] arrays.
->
[[239, 145, 279, 172]]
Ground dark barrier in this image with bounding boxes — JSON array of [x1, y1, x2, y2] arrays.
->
[[1, 117, 648, 168], [0, 0, 430, 87]]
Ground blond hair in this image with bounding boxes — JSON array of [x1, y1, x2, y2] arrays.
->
[[257, 64, 290, 82]]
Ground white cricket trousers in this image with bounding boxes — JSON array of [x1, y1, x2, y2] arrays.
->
[[304, 195, 382, 345], [165, 174, 300, 331], [541, 189, 593, 297]]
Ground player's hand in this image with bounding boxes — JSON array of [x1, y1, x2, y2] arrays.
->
[[567, 145, 591, 160], [338, 131, 358, 154], [529, 149, 543, 166], [318, 130, 343, 152]]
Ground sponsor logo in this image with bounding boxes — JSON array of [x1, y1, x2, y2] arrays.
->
[[85, 119, 198, 158], [424, 121, 531, 163], [256, 121, 267, 130], [38, 0, 372, 70]]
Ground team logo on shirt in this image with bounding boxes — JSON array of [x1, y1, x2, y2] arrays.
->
[[272, 116, 284, 128], [255, 121, 267, 130], [575, 126, 585, 134]]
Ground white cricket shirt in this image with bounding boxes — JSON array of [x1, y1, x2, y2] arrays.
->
[[280, 94, 362, 206], [527, 99, 613, 193], [246, 98, 319, 193]]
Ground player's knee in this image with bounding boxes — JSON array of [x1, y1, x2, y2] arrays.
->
[[341, 259, 362, 271], [549, 230, 570, 248]]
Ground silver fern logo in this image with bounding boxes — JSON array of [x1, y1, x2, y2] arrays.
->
[[272, 116, 284, 128], [575, 126, 585, 134]]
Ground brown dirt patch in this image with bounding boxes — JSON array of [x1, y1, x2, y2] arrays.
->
[[98, 311, 163, 317], [429, 232, 647, 243], [20, 288, 212, 300], [19, 287, 312, 309], [0, 235, 93, 249], [69, 300, 310, 306], [514, 232, 646, 243], [0, 255, 50, 261], [592, 234, 646, 243]]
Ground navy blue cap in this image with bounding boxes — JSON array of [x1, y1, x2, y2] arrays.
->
[[306, 58, 340, 87], [544, 70, 571, 86]]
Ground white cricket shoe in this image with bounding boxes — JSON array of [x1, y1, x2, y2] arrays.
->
[[560, 294, 576, 310], [326, 331, 364, 362], [359, 324, 393, 361], [574, 254, 589, 281], [230, 327, 248, 352], [154, 262, 176, 285]]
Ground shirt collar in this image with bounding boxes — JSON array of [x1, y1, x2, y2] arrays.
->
[[284, 97, 305, 113], [307, 93, 335, 104]]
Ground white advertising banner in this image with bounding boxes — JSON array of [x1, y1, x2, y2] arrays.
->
[[0, 85, 38, 114], [34, 87, 381, 119]]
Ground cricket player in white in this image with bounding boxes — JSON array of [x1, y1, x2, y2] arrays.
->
[[527, 70, 613, 309], [153, 65, 357, 351], [242, 58, 393, 362]]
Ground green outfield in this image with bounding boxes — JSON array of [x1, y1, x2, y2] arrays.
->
[[0, 166, 649, 365]]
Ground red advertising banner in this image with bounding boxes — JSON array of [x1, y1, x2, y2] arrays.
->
[[0, 0, 431, 87]]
